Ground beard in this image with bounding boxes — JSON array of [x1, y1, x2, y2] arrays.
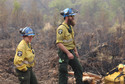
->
[[67, 18, 76, 26]]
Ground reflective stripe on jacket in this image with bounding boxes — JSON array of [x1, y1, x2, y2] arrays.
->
[[14, 40, 36, 71], [56, 22, 75, 50]]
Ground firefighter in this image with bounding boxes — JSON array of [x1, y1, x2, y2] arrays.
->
[[56, 8, 84, 84], [14, 27, 38, 84]]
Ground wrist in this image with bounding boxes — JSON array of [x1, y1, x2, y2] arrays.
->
[[74, 51, 77, 53], [66, 51, 71, 55]]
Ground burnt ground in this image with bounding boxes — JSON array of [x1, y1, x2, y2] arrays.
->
[[0, 38, 123, 84]]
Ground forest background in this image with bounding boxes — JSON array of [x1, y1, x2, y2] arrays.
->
[[0, 0, 125, 83]]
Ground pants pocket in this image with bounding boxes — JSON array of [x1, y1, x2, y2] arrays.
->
[[58, 50, 68, 59]]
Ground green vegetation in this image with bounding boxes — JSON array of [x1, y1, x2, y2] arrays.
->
[[13, 0, 21, 13]]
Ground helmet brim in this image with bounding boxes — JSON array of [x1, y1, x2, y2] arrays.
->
[[69, 13, 76, 16], [63, 13, 76, 17], [27, 33, 35, 36], [21, 33, 35, 36]]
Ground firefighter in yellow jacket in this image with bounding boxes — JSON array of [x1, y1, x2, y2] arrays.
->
[[14, 27, 38, 84], [56, 8, 83, 84]]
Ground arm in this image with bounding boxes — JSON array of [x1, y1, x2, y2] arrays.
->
[[57, 43, 74, 59], [14, 46, 27, 72], [74, 47, 79, 58]]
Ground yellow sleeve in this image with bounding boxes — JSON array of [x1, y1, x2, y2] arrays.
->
[[14, 45, 27, 71], [56, 26, 65, 44]]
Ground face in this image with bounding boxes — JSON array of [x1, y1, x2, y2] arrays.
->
[[67, 15, 76, 26], [24, 36, 34, 43]]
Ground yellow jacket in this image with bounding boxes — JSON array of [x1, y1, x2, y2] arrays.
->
[[14, 39, 36, 71], [56, 22, 75, 50], [104, 64, 125, 84]]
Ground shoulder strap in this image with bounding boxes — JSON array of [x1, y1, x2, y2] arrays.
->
[[59, 24, 75, 45], [60, 24, 72, 33]]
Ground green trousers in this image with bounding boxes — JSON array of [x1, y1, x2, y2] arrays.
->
[[16, 67, 38, 84], [58, 49, 83, 84]]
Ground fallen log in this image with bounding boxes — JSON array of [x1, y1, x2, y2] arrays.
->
[[68, 71, 102, 84]]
